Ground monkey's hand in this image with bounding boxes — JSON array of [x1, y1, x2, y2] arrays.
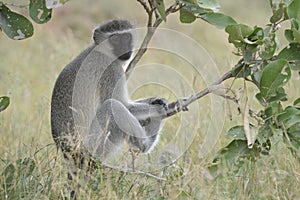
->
[[178, 98, 189, 111], [149, 97, 168, 111]]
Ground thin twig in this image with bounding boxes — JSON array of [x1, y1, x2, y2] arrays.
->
[[164, 59, 244, 118], [126, 2, 181, 78], [282, 122, 291, 143], [137, 0, 151, 15], [211, 87, 262, 124], [103, 163, 166, 181]]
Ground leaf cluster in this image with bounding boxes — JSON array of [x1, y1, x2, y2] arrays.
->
[[197, 0, 300, 176], [0, 0, 65, 40]]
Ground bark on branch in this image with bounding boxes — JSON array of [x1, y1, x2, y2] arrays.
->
[[164, 59, 244, 118]]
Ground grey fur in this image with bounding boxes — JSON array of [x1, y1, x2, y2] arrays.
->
[[51, 19, 167, 169]]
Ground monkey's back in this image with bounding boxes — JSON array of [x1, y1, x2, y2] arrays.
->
[[51, 45, 93, 150], [51, 45, 128, 153]]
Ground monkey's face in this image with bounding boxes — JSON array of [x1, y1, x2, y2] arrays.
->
[[109, 32, 133, 61]]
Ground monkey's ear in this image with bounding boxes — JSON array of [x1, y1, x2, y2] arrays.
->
[[93, 28, 106, 44]]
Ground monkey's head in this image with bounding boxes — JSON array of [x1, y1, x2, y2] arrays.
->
[[93, 19, 134, 60]]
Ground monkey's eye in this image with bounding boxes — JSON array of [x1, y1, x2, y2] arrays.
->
[[109, 33, 116, 38], [122, 33, 131, 41]]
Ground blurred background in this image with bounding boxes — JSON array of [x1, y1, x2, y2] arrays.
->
[[0, 0, 273, 151], [0, 0, 299, 199]]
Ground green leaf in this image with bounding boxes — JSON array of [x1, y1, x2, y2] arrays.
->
[[29, 0, 52, 24], [270, 127, 283, 144], [227, 126, 247, 140], [294, 97, 300, 106], [155, 0, 166, 22], [285, 29, 295, 42], [0, 96, 10, 112], [259, 33, 277, 60], [277, 106, 300, 122], [243, 44, 257, 64], [278, 43, 300, 70], [197, 0, 220, 12], [287, 0, 300, 22], [232, 63, 252, 77], [255, 93, 267, 106], [277, 106, 300, 128], [277, 106, 300, 120], [207, 140, 259, 177], [179, 8, 196, 23], [225, 24, 253, 45], [292, 28, 300, 43], [285, 114, 300, 128], [283, 115, 300, 160], [179, 0, 206, 15], [266, 101, 283, 117], [251, 62, 268, 87], [259, 59, 290, 101], [0, 4, 34, 40], [268, 92, 288, 102], [200, 13, 237, 29], [248, 26, 264, 43], [291, 18, 299, 30], [256, 125, 273, 155], [270, 7, 284, 23], [288, 122, 300, 139]]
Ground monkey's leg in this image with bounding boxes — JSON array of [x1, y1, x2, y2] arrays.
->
[[90, 99, 152, 158], [128, 100, 167, 153]]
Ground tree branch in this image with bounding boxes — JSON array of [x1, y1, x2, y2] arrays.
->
[[126, 2, 182, 78], [164, 59, 244, 118], [137, 0, 151, 14]]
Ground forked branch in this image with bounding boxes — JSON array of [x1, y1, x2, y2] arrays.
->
[[126, 1, 182, 78]]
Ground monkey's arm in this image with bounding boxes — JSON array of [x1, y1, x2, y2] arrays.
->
[[128, 98, 168, 127], [133, 97, 168, 106]]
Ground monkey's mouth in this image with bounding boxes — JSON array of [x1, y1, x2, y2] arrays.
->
[[119, 51, 132, 60]]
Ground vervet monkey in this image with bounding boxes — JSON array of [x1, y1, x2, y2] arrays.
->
[[51, 19, 168, 170]]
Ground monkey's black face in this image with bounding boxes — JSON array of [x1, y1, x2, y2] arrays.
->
[[109, 32, 133, 61], [118, 51, 132, 60]]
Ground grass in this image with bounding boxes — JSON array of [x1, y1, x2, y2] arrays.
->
[[1, 0, 300, 199]]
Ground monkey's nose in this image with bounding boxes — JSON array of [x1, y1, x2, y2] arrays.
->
[[119, 51, 132, 60]]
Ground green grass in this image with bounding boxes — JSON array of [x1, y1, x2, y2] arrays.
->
[[1, 0, 300, 199]]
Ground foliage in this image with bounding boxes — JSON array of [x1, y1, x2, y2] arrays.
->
[[176, 0, 300, 176], [0, 0, 66, 40], [0, 0, 66, 112], [0, 96, 9, 112]]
